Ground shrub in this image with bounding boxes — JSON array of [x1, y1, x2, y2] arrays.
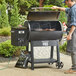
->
[[59, 41, 67, 53], [44, 5, 67, 23], [0, 40, 26, 57], [44, 0, 64, 7], [10, 0, 20, 27], [59, 11, 67, 23], [19, 15, 27, 25], [44, 4, 57, 11], [0, 27, 11, 36], [0, 0, 9, 28]]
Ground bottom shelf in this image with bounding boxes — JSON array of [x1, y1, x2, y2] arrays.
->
[[28, 58, 57, 64]]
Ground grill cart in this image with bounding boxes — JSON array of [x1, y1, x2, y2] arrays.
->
[[11, 8, 64, 70]]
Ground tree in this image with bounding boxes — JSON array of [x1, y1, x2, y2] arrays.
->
[[50, 0, 64, 6], [0, 0, 9, 28], [10, 0, 20, 27], [42, 0, 64, 7], [18, 0, 39, 14], [39, 0, 45, 7]]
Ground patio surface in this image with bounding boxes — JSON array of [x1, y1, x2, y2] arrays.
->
[[0, 47, 76, 76]]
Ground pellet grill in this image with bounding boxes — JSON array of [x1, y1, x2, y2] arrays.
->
[[11, 9, 64, 70]]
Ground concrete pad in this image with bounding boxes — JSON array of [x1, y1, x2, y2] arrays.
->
[[0, 53, 76, 76]]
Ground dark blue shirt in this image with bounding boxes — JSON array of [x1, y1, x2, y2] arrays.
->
[[65, 4, 76, 28]]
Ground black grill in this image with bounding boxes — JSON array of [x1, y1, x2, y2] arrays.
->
[[11, 10, 64, 70], [11, 11, 63, 45]]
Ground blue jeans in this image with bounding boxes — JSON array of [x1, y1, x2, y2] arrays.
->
[[71, 52, 76, 70]]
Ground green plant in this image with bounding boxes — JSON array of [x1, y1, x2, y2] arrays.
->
[[59, 41, 67, 53], [44, 0, 64, 7], [59, 11, 67, 23], [44, 4, 67, 23], [0, 4, 2, 26], [44, 4, 57, 11], [0, 27, 11, 36], [0, 0, 9, 28], [0, 40, 26, 57], [19, 15, 27, 25], [10, 0, 20, 27]]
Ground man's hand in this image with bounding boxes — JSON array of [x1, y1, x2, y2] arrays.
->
[[51, 6, 59, 10], [51, 6, 66, 11], [67, 34, 72, 40], [67, 26, 76, 40]]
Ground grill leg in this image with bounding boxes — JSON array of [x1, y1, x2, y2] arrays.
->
[[50, 46, 54, 59], [26, 45, 28, 51], [56, 44, 60, 62], [26, 42, 29, 52], [56, 43, 64, 69], [31, 42, 34, 70]]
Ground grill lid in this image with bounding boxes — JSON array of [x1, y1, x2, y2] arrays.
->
[[27, 11, 60, 21]]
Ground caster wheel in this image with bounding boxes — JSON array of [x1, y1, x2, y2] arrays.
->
[[48, 63, 50, 65], [48, 63, 53, 65], [56, 62, 64, 69]]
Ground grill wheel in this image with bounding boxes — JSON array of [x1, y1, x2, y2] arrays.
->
[[56, 62, 64, 69]]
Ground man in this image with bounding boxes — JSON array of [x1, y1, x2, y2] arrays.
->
[[51, 0, 76, 74]]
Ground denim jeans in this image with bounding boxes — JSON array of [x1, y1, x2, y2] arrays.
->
[[71, 52, 76, 70]]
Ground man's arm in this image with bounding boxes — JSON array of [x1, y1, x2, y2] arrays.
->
[[67, 7, 76, 40], [67, 26, 76, 40], [51, 6, 66, 12]]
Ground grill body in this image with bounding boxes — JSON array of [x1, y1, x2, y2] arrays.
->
[[26, 21, 63, 41]]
